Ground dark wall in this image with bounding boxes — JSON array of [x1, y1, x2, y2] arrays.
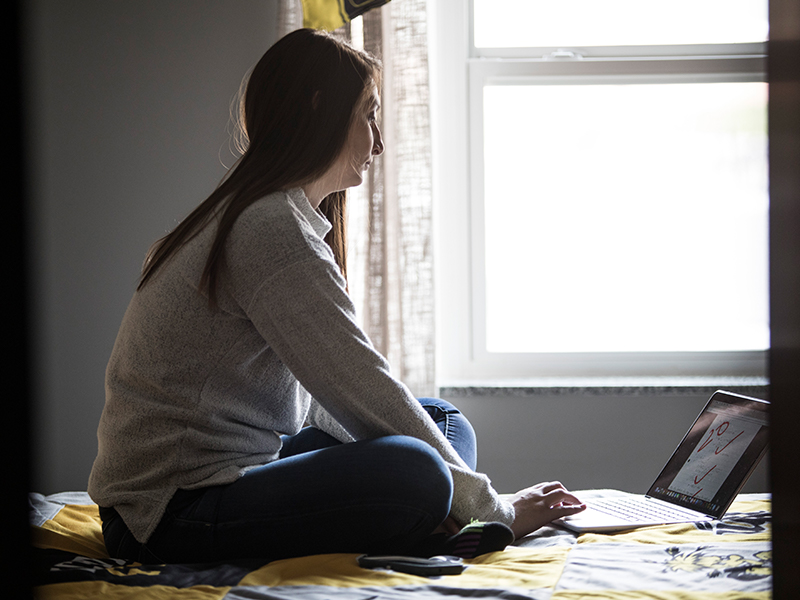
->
[[768, 0, 800, 596], [23, 0, 279, 493]]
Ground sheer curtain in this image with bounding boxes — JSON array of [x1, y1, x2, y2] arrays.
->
[[277, 0, 436, 397]]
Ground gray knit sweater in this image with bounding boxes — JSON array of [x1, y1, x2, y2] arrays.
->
[[88, 188, 514, 543]]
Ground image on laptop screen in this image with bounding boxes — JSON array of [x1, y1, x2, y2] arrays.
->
[[647, 393, 769, 519]]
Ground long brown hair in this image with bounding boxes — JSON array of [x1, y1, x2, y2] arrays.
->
[[138, 29, 381, 304]]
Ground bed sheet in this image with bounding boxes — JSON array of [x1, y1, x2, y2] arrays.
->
[[29, 489, 771, 599]]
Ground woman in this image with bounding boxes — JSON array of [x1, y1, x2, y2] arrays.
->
[[88, 28, 585, 565]]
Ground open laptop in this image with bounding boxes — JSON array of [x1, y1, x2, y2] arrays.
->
[[558, 390, 769, 533]]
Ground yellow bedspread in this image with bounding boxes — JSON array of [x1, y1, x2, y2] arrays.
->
[[30, 491, 771, 599]]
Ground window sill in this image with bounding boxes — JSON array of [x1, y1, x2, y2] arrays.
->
[[437, 376, 769, 398]]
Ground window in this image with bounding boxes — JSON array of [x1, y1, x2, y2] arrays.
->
[[430, 0, 768, 382]]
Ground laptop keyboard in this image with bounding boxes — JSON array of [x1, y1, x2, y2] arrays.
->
[[589, 497, 702, 522]]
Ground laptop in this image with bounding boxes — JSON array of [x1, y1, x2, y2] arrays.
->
[[558, 390, 769, 533]]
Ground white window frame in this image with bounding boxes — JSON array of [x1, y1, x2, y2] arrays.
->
[[429, 0, 768, 385]]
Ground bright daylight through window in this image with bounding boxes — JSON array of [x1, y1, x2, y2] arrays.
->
[[471, 0, 769, 363], [473, 0, 768, 48]]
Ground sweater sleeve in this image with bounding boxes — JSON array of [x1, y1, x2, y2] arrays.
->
[[224, 197, 514, 527], [306, 397, 355, 443]]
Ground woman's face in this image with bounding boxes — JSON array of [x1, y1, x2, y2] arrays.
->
[[303, 83, 384, 207], [340, 84, 384, 188]]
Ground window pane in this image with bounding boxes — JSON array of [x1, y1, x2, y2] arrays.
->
[[474, 0, 768, 48], [483, 82, 768, 353]]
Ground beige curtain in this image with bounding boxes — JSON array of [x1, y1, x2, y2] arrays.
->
[[277, 0, 436, 397]]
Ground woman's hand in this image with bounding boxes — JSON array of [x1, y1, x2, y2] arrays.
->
[[508, 481, 586, 539]]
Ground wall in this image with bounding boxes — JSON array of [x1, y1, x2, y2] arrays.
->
[[24, 0, 279, 493]]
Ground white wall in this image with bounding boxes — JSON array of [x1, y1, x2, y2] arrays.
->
[[24, 0, 280, 493]]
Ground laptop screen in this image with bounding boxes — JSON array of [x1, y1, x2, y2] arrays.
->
[[647, 391, 769, 519]]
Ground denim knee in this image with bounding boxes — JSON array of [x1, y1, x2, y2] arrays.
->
[[372, 435, 453, 523], [417, 397, 460, 413], [416, 398, 478, 471]]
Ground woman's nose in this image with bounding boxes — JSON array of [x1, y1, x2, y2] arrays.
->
[[373, 125, 385, 156]]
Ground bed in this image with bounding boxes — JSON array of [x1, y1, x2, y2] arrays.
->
[[29, 489, 771, 599]]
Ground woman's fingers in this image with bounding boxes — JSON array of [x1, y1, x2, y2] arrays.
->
[[537, 482, 585, 511], [544, 487, 584, 509], [509, 481, 586, 539], [538, 481, 567, 493]]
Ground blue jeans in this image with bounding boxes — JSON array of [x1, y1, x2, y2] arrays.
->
[[100, 398, 477, 564]]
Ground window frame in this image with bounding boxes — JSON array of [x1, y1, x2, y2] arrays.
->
[[429, 0, 768, 385]]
